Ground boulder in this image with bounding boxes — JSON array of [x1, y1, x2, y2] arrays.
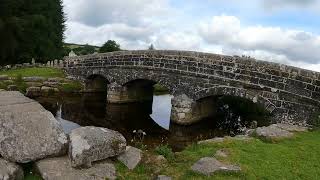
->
[[35, 156, 116, 180], [41, 86, 59, 96], [117, 146, 142, 170], [23, 76, 45, 82], [0, 91, 68, 163], [215, 149, 230, 158], [156, 175, 172, 180], [47, 77, 63, 82], [273, 123, 308, 132], [69, 126, 126, 168], [191, 157, 241, 176], [25, 87, 41, 98], [0, 158, 24, 180], [0, 75, 9, 81], [198, 137, 225, 144], [0, 89, 5, 92], [25, 82, 43, 87], [254, 125, 294, 141]]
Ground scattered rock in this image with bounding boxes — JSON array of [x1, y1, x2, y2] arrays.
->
[[47, 77, 63, 82], [230, 135, 253, 141], [0, 75, 9, 81], [23, 76, 45, 82], [0, 158, 24, 180], [0, 89, 5, 92], [156, 175, 172, 180], [41, 86, 59, 96], [273, 123, 308, 132], [7, 85, 18, 91], [215, 149, 230, 158], [117, 146, 142, 170], [69, 126, 126, 168], [25, 82, 43, 87], [198, 137, 225, 144], [191, 157, 241, 176], [35, 156, 116, 180], [43, 81, 60, 87], [25, 86, 41, 98], [0, 91, 68, 163], [254, 125, 294, 141]]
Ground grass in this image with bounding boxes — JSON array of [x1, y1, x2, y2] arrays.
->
[[0, 67, 83, 92], [0, 67, 65, 78], [153, 83, 169, 95], [118, 130, 320, 179]]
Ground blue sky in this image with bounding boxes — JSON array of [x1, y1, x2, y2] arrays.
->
[[63, 0, 320, 71]]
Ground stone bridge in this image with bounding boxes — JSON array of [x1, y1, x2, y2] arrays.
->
[[64, 50, 320, 126]]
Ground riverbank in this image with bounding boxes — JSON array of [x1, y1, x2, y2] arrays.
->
[[0, 67, 83, 93], [116, 129, 320, 179]]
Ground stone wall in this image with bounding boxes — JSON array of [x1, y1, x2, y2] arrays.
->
[[64, 50, 320, 126]]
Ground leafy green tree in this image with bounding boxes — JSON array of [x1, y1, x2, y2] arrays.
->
[[99, 40, 121, 53]]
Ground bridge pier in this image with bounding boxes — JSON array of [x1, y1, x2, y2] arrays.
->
[[171, 94, 216, 125], [107, 82, 154, 104]]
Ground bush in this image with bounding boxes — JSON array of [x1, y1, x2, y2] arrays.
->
[[155, 144, 174, 160]]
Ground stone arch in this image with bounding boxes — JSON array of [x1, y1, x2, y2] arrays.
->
[[85, 74, 110, 92], [194, 86, 274, 113]]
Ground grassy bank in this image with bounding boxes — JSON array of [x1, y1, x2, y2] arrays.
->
[[117, 130, 320, 179], [0, 67, 83, 93], [0, 67, 65, 78]]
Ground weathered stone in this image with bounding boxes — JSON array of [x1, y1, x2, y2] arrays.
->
[[25, 82, 43, 87], [69, 126, 126, 168], [273, 123, 308, 132], [215, 149, 230, 158], [117, 146, 142, 170], [0, 75, 9, 81], [254, 125, 294, 141], [0, 158, 24, 180], [47, 77, 63, 82], [7, 85, 17, 91], [156, 175, 172, 180], [43, 81, 60, 87], [23, 76, 45, 82], [35, 156, 116, 180], [41, 86, 59, 96], [198, 137, 225, 144], [0, 91, 68, 163], [25, 86, 41, 98], [191, 157, 241, 176]]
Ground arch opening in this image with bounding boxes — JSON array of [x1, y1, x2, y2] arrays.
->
[[197, 95, 272, 135], [85, 74, 109, 92]]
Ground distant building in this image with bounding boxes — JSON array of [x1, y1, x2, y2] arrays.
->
[[69, 50, 77, 57]]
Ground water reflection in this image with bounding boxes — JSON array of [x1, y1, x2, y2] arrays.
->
[[34, 93, 236, 151], [150, 94, 172, 130]]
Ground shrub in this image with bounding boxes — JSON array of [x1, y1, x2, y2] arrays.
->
[[155, 144, 174, 160]]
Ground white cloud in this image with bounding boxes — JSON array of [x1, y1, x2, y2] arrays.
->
[[199, 15, 320, 64], [63, 0, 172, 27]]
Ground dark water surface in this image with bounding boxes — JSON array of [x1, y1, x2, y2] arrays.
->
[[34, 93, 254, 151]]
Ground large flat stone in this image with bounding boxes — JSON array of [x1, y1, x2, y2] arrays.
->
[[35, 156, 116, 180], [117, 146, 142, 170], [69, 126, 126, 168], [0, 158, 24, 180], [254, 125, 294, 141], [0, 91, 68, 163], [191, 157, 241, 176]]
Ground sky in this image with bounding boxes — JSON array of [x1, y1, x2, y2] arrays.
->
[[62, 0, 320, 72]]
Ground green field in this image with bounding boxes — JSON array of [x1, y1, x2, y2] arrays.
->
[[0, 67, 65, 78], [117, 130, 320, 180]]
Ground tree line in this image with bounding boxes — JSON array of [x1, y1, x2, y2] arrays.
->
[[0, 0, 65, 65]]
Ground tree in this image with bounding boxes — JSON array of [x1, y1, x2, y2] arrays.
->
[[99, 40, 121, 53], [148, 44, 155, 50], [0, 0, 65, 65]]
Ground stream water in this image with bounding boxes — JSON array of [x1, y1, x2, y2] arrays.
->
[[34, 93, 267, 151]]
